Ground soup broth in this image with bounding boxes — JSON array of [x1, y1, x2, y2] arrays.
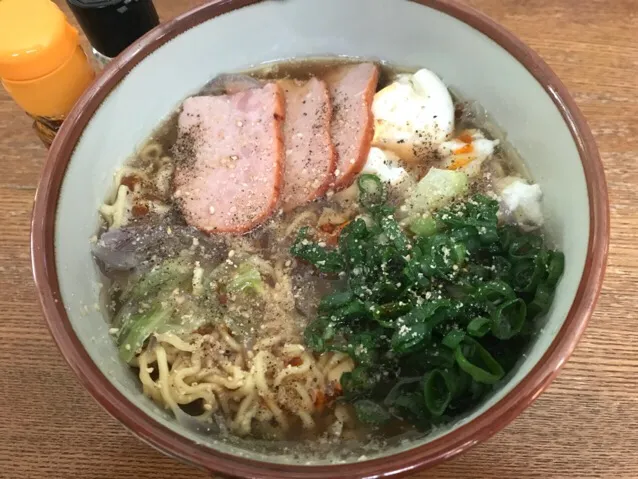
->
[[93, 58, 563, 445]]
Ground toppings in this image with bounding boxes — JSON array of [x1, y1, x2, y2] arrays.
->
[[172, 62, 380, 231], [97, 59, 558, 442], [438, 129, 500, 178], [402, 167, 469, 220], [279, 78, 336, 211], [324, 63, 380, 190], [372, 68, 455, 161], [173, 83, 285, 233], [495, 176, 545, 230], [289, 175, 564, 430]]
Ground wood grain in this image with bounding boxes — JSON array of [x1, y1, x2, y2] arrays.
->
[[0, 0, 636, 477]]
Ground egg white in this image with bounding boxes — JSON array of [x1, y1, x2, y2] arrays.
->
[[362, 147, 413, 189], [496, 176, 544, 229], [372, 68, 455, 162], [438, 129, 499, 178], [334, 147, 415, 207]]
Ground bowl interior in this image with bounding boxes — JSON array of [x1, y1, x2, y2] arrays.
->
[[52, 0, 588, 466]]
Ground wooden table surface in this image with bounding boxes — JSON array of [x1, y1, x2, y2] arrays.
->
[[1, 0, 636, 477]]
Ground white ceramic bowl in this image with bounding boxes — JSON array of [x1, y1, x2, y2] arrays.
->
[[32, 1, 609, 477]]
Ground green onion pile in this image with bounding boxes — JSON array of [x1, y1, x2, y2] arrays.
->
[[291, 174, 564, 429]]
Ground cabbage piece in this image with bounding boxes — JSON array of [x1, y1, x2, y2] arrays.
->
[[120, 257, 192, 304], [118, 306, 172, 362], [227, 262, 264, 295], [402, 168, 468, 219]]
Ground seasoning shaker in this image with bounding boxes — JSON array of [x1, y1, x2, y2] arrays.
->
[[67, 0, 160, 67], [0, 0, 96, 148]]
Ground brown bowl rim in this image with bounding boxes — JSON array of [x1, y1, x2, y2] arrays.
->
[[31, 0, 609, 477]]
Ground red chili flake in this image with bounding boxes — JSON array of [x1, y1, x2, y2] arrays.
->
[[194, 324, 215, 335], [458, 131, 474, 144], [218, 292, 228, 305], [314, 390, 326, 412], [286, 357, 303, 367], [131, 204, 149, 217], [319, 223, 337, 234], [318, 221, 351, 247], [120, 175, 139, 190]]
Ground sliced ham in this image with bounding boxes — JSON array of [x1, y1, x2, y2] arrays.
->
[[324, 63, 379, 190], [278, 77, 336, 212], [173, 83, 285, 234]]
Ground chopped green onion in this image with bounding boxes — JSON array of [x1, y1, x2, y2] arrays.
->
[[546, 251, 565, 287], [454, 338, 505, 384], [410, 216, 438, 237], [467, 317, 491, 337], [527, 283, 553, 319], [491, 298, 526, 339], [423, 369, 454, 416], [442, 329, 466, 349], [508, 235, 542, 260], [290, 227, 344, 273], [476, 280, 516, 309], [354, 400, 392, 425], [318, 291, 353, 313], [358, 174, 387, 209], [285, 177, 564, 426]]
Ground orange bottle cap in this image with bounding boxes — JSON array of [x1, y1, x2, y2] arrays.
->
[[0, 0, 80, 82]]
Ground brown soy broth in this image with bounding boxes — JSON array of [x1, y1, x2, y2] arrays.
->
[[245, 57, 400, 87], [100, 57, 528, 444]]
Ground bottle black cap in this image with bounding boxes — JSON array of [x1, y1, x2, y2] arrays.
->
[[67, 0, 159, 58]]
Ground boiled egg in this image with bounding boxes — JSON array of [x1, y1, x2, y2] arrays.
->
[[372, 68, 455, 161], [438, 129, 499, 178], [495, 176, 544, 230]]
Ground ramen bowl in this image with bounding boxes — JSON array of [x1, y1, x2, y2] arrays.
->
[[31, 0, 608, 477]]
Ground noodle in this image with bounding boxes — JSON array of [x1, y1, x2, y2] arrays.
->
[[99, 142, 172, 229], [99, 184, 131, 229], [154, 332, 197, 352], [131, 225, 355, 437], [138, 324, 353, 437], [283, 210, 319, 238]]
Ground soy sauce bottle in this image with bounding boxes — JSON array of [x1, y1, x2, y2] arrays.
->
[[67, 0, 160, 67]]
